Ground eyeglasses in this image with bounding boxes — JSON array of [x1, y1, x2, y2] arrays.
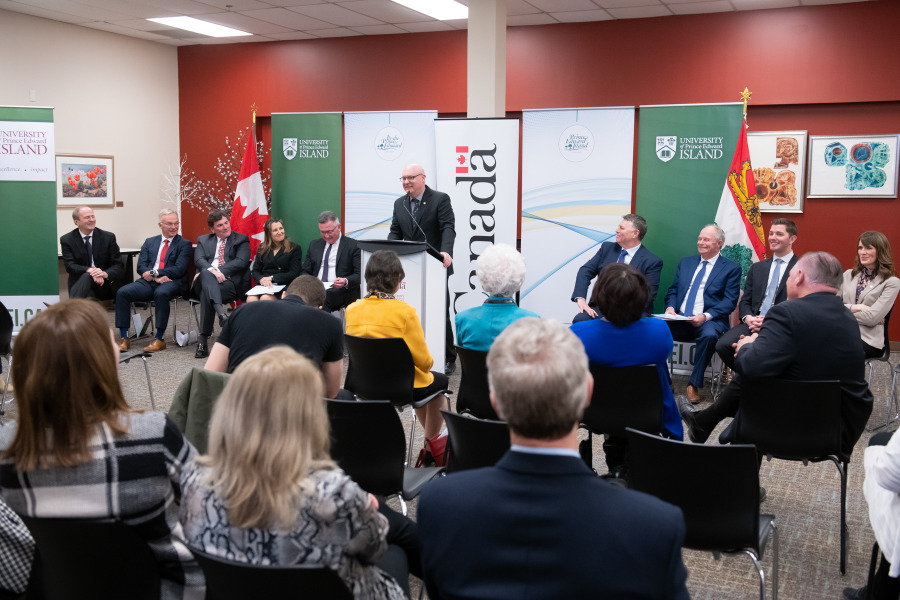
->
[[400, 174, 424, 182], [319, 224, 341, 236]]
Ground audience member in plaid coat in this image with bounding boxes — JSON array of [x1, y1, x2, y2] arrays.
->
[[0, 496, 33, 594], [0, 300, 204, 600]]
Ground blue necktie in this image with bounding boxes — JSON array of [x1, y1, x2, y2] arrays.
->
[[83, 235, 93, 267], [617, 249, 628, 263], [683, 260, 708, 317], [759, 258, 783, 316]]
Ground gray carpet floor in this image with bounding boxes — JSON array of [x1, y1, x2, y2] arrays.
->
[[3, 300, 897, 600]]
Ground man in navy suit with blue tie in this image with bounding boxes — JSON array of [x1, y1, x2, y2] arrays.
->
[[419, 317, 689, 599], [571, 214, 663, 322], [114, 209, 192, 352], [664, 225, 741, 403]]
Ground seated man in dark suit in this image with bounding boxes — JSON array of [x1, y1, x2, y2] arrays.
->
[[716, 218, 799, 369], [204, 275, 344, 398], [419, 317, 689, 600], [114, 209, 192, 353], [664, 224, 741, 403], [680, 252, 873, 461], [192, 209, 251, 359], [59, 206, 122, 300], [301, 211, 360, 312], [571, 213, 662, 322]]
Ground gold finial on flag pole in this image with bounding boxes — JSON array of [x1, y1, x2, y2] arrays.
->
[[740, 88, 752, 116], [251, 103, 258, 124]]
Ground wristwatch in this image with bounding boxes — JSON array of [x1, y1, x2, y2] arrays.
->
[[150, 269, 159, 277]]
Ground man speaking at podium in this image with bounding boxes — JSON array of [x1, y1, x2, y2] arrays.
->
[[388, 163, 457, 373]]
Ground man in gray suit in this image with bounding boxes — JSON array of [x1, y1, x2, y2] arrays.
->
[[192, 209, 250, 359]]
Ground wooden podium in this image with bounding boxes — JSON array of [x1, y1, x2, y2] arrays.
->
[[358, 240, 446, 367]]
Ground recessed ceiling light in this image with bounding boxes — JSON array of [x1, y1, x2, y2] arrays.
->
[[147, 16, 251, 38], [391, 0, 468, 21]]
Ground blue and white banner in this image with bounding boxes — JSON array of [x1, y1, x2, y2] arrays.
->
[[434, 118, 520, 322], [344, 111, 437, 240], [520, 107, 635, 323]]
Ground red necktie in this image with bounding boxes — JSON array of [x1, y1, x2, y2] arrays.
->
[[217, 239, 225, 267], [158, 239, 169, 270]]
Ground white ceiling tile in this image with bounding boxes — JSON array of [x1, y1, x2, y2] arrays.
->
[[800, 0, 867, 4], [0, 1, 93, 23], [288, 3, 384, 26], [80, 20, 178, 39], [507, 0, 543, 14], [527, 0, 602, 10], [595, 0, 661, 7], [442, 18, 467, 28], [306, 26, 360, 36], [348, 23, 405, 34], [668, 0, 733, 13], [15, 0, 137, 20], [508, 12, 559, 24], [393, 20, 456, 32], [263, 30, 320, 39], [606, 4, 673, 17], [192, 0, 273, 9], [731, 0, 799, 9], [200, 10, 294, 32], [336, 0, 434, 22], [551, 8, 614, 21], [261, 0, 325, 6], [240, 7, 335, 28]]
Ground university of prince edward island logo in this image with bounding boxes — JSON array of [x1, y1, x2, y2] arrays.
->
[[656, 136, 677, 163]]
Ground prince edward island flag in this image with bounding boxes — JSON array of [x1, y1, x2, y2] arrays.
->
[[715, 118, 766, 285]]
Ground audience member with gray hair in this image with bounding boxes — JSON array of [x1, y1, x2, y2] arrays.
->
[[680, 251, 873, 465], [419, 317, 689, 600], [454, 243, 538, 352]]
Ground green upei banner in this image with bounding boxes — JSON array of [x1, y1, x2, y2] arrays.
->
[[270, 113, 342, 252], [0, 106, 59, 330], [635, 103, 743, 312]]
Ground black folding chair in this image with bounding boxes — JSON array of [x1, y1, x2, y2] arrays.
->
[[455, 346, 498, 420], [190, 546, 352, 600], [441, 410, 509, 473], [19, 515, 160, 600], [578, 363, 664, 466], [734, 378, 848, 574], [326, 398, 444, 515], [0, 300, 13, 422], [344, 334, 449, 464], [866, 308, 896, 432], [627, 428, 778, 600]]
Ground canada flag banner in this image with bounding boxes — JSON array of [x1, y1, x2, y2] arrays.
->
[[230, 133, 268, 258]]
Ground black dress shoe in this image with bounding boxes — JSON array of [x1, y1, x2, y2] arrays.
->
[[194, 342, 209, 359], [759, 486, 767, 503], [444, 361, 457, 375], [843, 586, 866, 600], [677, 395, 711, 444]]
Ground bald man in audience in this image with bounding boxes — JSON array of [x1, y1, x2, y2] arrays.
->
[[419, 317, 689, 600], [60, 206, 122, 300], [204, 275, 344, 399], [680, 252, 873, 460]]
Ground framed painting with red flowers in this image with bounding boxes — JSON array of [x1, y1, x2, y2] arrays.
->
[[56, 154, 114, 207]]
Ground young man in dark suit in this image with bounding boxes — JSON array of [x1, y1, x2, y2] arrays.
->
[[571, 213, 663, 321], [301, 211, 360, 312], [114, 209, 192, 352], [664, 224, 742, 403], [191, 209, 250, 358], [716, 218, 799, 369], [388, 163, 457, 372], [419, 317, 689, 600], [680, 251, 873, 460], [59, 206, 122, 300]]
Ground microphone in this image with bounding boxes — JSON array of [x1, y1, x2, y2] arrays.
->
[[404, 194, 429, 244], [403, 194, 440, 257]]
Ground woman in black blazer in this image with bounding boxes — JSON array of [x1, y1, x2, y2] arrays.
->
[[248, 218, 302, 301]]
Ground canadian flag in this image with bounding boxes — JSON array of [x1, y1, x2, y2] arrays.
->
[[230, 133, 268, 258]]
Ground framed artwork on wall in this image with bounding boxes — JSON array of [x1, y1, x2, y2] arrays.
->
[[747, 130, 807, 213], [807, 134, 899, 199], [56, 154, 114, 207]]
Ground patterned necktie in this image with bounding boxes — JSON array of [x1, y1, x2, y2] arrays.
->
[[83, 235, 92, 267], [216, 239, 225, 267], [759, 258, 783, 316], [158, 239, 169, 270], [683, 260, 708, 317], [322, 244, 332, 282], [410, 199, 419, 217], [617, 249, 628, 263]]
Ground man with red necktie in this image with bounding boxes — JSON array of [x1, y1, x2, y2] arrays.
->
[[115, 209, 192, 352]]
